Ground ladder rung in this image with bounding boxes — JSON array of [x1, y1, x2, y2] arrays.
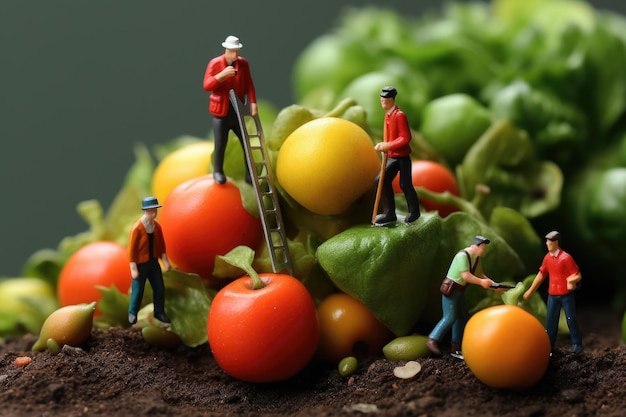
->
[[230, 89, 293, 276]]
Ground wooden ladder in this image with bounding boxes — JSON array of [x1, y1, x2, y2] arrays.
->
[[229, 90, 293, 275]]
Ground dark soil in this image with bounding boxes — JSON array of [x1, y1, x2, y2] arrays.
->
[[1, 306, 624, 417]]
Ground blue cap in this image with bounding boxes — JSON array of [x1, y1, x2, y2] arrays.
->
[[141, 196, 162, 210]]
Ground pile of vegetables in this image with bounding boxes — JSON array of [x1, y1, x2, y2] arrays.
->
[[293, 0, 626, 305], [3, 0, 626, 370]]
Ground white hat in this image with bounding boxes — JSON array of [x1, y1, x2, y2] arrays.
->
[[222, 35, 243, 50]]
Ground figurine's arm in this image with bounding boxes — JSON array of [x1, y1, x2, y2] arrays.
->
[[130, 262, 139, 279], [374, 142, 390, 152], [567, 271, 581, 291], [161, 253, 171, 272], [461, 270, 493, 289], [128, 225, 140, 279], [523, 271, 545, 300], [203, 58, 237, 91], [384, 112, 411, 151]]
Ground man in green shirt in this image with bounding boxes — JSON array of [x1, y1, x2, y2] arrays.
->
[[426, 236, 495, 358]]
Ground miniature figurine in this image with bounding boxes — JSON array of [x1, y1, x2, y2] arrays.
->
[[203, 35, 257, 185], [373, 86, 420, 225], [426, 236, 496, 358], [127, 196, 171, 325], [523, 231, 583, 353]]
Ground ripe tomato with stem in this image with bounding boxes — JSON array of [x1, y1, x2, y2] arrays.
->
[[207, 247, 320, 383]]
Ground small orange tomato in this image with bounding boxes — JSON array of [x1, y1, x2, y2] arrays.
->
[[207, 273, 320, 383], [317, 293, 393, 364], [462, 305, 551, 390]]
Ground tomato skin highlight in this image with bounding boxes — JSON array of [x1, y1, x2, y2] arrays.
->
[[392, 160, 460, 217], [57, 241, 131, 314], [207, 274, 320, 383], [159, 175, 263, 281]]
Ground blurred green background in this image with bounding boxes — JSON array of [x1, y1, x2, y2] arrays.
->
[[1, 0, 624, 278]]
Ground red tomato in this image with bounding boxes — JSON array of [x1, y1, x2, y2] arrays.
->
[[392, 160, 460, 217], [57, 241, 131, 315], [158, 175, 263, 281], [317, 293, 393, 364], [207, 273, 320, 383]]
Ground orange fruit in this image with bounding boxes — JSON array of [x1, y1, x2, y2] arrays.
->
[[463, 305, 551, 390]]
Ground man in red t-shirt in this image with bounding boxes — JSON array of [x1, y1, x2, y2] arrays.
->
[[524, 231, 583, 353]]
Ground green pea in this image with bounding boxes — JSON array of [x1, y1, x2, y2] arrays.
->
[[338, 356, 358, 378]]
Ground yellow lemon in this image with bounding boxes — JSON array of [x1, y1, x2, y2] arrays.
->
[[276, 117, 379, 215], [151, 141, 214, 204]]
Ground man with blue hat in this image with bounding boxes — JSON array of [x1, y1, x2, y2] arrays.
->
[[127, 196, 171, 324]]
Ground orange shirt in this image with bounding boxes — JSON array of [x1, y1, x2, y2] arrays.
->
[[128, 219, 166, 264]]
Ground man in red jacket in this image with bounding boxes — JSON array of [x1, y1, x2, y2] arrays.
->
[[127, 197, 171, 325], [374, 86, 420, 225], [203, 35, 257, 184]]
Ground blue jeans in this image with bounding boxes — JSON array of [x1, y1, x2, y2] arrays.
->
[[546, 293, 582, 347], [129, 259, 166, 316], [429, 290, 469, 344]]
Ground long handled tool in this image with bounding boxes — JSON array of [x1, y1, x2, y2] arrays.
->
[[371, 151, 388, 225]]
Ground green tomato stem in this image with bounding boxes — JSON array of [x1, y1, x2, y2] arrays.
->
[[415, 186, 485, 221], [217, 246, 266, 290], [323, 98, 359, 118]]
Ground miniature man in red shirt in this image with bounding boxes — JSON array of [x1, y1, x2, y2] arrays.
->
[[203, 35, 257, 185], [373, 86, 420, 225], [127, 197, 171, 325], [524, 231, 583, 353]]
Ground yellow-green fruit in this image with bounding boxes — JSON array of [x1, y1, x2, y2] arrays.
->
[[276, 117, 380, 215], [338, 356, 358, 377], [32, 302, 96, 352], [382, 335, 430, 361]]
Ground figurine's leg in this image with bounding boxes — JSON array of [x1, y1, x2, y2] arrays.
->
[[562, 293, 583, 352], [451, 292, 469, 348], [375, 159, 399, 224], [545, 295, 561, 349], [212, 117, 229, 184], [427, 291, 460, 355], [148, 261, 168, 323], [399, 156, 420, 222], [231, 123, 252, 184], [128, 270, 147, 324]]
